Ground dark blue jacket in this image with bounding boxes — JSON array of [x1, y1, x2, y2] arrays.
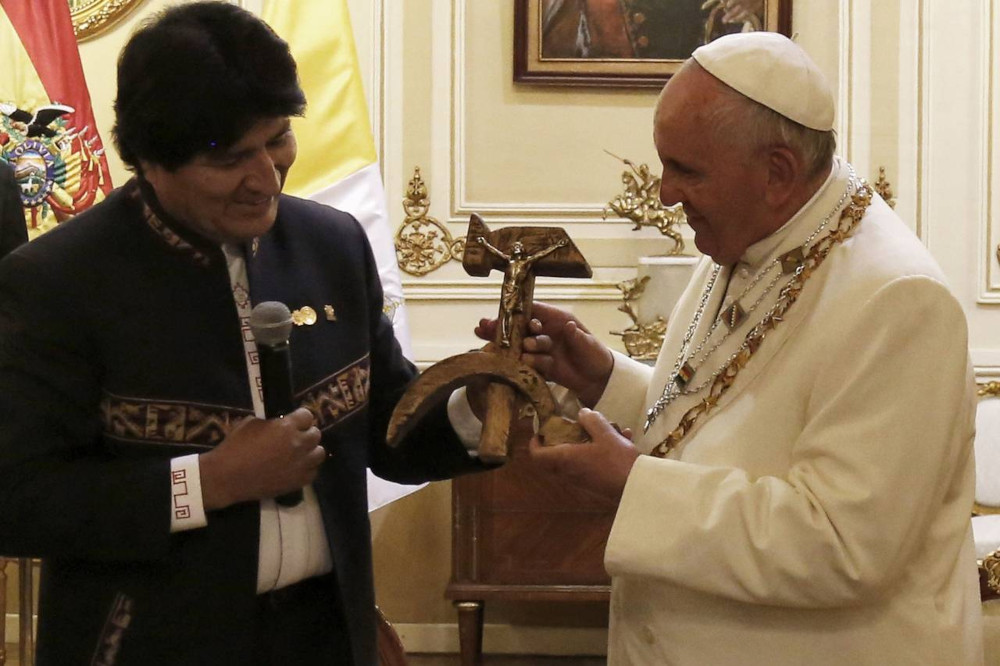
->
[[0, 180, 481, 665]]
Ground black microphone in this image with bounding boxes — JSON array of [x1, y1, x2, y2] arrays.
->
[[249, 301, 303, 507]]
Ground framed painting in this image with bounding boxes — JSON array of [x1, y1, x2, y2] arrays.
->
[[514, 0, 793, 88]]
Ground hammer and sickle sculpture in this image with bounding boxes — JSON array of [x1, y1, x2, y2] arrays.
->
[[386, 213, 593, 464]]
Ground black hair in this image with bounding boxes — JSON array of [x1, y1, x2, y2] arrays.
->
[[113, 1, 306, 172]]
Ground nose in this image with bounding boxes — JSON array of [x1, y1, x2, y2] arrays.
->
[[659, 170, 682, 207], [244, 150, 281, 195]]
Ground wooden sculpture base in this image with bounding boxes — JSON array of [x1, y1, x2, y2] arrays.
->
[[445, 421, 614, 665]]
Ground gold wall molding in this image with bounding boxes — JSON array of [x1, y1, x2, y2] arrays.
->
[[395, 167, 465, 276], [603, 154, 685, 255], [69, 0, 145, 41]]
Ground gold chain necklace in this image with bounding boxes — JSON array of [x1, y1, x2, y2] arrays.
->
[[649, 180, 873, 458]]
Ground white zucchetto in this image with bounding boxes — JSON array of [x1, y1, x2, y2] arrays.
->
[[692, 32, 835, 132]]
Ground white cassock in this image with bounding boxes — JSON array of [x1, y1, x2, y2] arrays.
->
[[597, 157, 983, 665]]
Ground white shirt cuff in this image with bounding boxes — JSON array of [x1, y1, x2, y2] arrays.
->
[[446, 384, 583, 454], [169, 454, 208, 532], [447, 388, 483, 453]]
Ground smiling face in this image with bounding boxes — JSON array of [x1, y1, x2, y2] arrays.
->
[[141, 116, 297, 244], [653, 63, 775, 266]]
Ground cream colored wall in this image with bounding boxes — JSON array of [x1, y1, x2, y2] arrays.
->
[[12, 0, 1000, 654]]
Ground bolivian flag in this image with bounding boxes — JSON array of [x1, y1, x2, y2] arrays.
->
[[261, 0, 423, 510], [0, 0, 112, 238]]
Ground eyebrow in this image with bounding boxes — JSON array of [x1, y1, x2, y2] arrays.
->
[[268, 121, 292, 142]]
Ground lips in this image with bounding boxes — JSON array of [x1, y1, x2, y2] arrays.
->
[[684, 211, 703, 228], [235, 196, 275, 213]]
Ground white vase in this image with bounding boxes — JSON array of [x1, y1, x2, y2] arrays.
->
[[636, 255, 700, 324]]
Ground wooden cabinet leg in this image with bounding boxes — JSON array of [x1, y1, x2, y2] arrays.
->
[[1, 557, 7, 666], [454, 600, 484, 666], [19, 559, 34, 666]]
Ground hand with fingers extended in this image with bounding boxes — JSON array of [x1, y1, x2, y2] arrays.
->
[[528, 407, 639, 502], [198, 407, 327, 510], [475, 301, 614, 408]]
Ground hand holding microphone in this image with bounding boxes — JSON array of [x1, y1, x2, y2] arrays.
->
[[197, 302, 325, 511], [250, 301, 309, 507]]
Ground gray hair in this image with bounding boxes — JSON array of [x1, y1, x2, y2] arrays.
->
[[692, 61, 837, 179]]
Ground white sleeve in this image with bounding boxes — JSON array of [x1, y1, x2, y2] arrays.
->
[[446, 383, 587, 452], [447, 388, 483, 452], [594, 350, 656, 431], [605, 276, 975, 608], [169, 454, 208, 532]]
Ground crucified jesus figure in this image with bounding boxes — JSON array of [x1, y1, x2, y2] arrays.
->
[[477, 236, 568, 347]]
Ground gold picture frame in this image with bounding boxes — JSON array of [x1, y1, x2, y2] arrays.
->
[[515, 0, 792, 88], [69, 0, 146, 42]]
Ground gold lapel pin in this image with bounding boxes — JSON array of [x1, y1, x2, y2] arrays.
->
[[324, 305, 337, 321], [292, 306, 318, 326]]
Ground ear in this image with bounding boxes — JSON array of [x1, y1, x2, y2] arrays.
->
[[139, 160, 162, 187], [760, 145, 803, 209]]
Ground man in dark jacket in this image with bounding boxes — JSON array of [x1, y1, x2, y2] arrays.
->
[[0, 159, 26, 259], [0, 3, 484, 664]]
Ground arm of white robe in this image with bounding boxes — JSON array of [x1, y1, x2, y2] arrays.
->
[[604, 275, 976, 608], [595, 351, 656, 431]]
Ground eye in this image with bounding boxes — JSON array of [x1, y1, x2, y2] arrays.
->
[[665, 159, 697, 178], [204, 151, 243, 169], [267, 129, 293, 149]]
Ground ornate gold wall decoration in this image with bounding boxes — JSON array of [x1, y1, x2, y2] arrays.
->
[[980, 381, 1000, 398], [874, 166, 896, 209], [395, 167, 465, 276], [69, 0, 146, 41], [604, 154, 686, 255], [611, 276, 666, 361]]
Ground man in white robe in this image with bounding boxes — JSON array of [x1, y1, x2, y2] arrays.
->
[[474, 32, 984, 665]]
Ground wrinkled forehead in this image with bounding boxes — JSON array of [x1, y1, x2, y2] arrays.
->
[[654, 62, 725, 139]]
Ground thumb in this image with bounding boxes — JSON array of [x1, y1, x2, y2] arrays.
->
[[577, 408, 618, 440]]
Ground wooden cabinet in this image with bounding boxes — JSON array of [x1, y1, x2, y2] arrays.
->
[[445, 430, 616, 665]]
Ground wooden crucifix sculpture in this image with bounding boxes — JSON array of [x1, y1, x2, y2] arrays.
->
[[386, 214, 593, 464]]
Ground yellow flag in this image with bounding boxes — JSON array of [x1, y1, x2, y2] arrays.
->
[[262, 0, 422, 510], [262, 0, 376, 196]]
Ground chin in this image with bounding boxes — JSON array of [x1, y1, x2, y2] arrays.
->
[[219, 217, 277, 243], [692, 236, 717, 263]]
